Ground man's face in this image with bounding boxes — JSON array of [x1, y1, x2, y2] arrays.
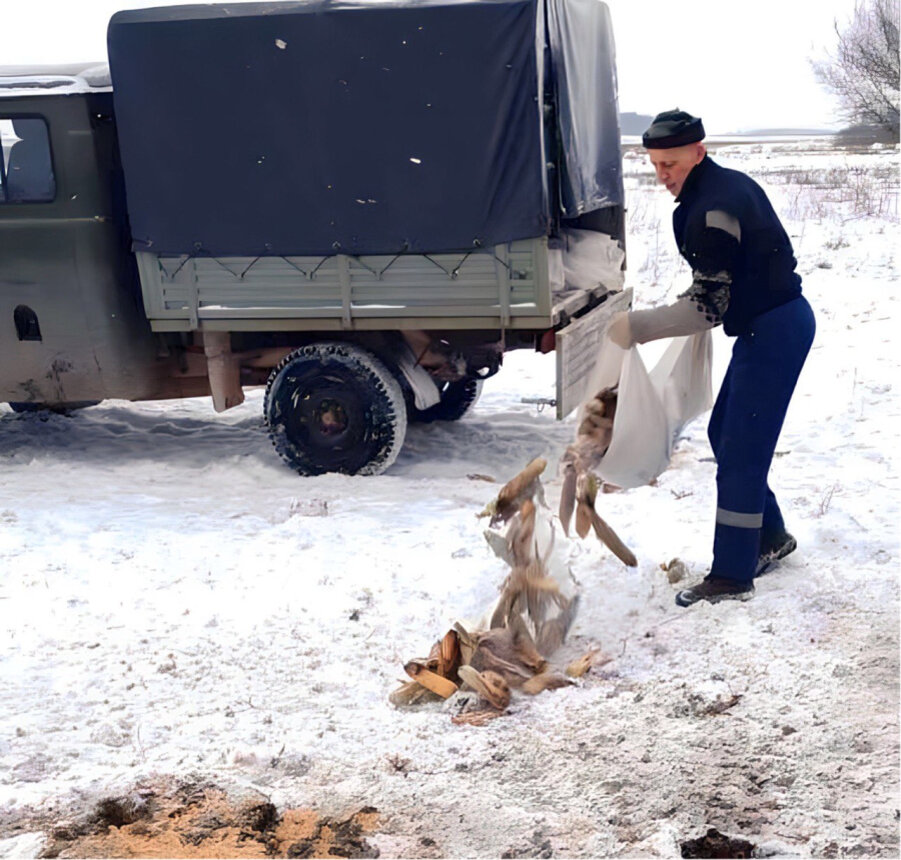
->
[[648, 143, 706, 197]]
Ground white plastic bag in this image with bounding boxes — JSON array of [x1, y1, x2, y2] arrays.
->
[[575, 331, 713, 489], [648, 331, 714, 443]]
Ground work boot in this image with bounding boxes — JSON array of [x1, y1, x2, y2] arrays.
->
[[756, 531, 797, 576], [675, 575, 754, 607]]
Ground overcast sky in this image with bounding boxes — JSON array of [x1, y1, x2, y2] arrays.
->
[[5, 0, 859, 132]]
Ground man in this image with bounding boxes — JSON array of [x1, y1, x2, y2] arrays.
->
[[607, 109, 815, 606]]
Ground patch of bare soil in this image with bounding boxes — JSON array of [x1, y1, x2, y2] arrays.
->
[[32, 777, 379, 859], [680, 827, 755, 858]]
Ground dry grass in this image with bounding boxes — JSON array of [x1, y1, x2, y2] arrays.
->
[[623, 140, 898, 279], [771, 163, 897, 220]]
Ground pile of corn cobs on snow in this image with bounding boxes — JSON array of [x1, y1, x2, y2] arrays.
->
[[391, 399, 637, 724]]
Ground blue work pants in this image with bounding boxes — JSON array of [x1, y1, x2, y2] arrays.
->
[[707, 296, 816, 582]]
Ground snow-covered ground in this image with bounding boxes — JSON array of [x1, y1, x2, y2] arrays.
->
[[1, 139, 898, 858]]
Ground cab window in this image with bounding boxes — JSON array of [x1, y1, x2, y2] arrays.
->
[[0, 117, 56, 203]]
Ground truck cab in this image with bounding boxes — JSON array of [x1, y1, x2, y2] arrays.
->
[[0, 65, 209, 408]]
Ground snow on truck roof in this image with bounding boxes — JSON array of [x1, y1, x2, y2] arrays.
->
[[0, 64, 111, 97]]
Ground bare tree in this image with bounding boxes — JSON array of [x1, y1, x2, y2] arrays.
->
[[814, 0, 900, 139]]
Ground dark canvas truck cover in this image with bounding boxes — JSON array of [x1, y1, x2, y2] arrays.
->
[[107, 0, 622, 259]]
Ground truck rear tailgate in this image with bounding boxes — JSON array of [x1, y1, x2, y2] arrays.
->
[[555, 287, 631, 418]]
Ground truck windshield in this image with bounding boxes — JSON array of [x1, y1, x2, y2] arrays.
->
[[0, 117, 55, 203]]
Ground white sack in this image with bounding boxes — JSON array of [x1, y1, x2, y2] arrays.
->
[[649, 330, 714, 445], [562, 229, 625, 293], [549, 228, 626, 295], [575, 330, 713, 489]]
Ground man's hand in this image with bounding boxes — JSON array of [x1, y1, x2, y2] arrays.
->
[[606, 312, 633, 349]]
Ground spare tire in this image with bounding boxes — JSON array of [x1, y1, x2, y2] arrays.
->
[[264, 342, 407, 476], [409, 378, 483, 423]]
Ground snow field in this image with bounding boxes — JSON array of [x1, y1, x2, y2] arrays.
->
[[0, 138, 898, 857]]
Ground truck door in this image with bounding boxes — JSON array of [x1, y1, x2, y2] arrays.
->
[[0, 92, 162, 406], [0, 99, 106, 405]]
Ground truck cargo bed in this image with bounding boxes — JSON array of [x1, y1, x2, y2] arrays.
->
[[137, 237, 617, 333]]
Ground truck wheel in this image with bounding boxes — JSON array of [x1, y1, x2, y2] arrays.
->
[[409, 378, 483, 423], [264, 342, 407, 476]]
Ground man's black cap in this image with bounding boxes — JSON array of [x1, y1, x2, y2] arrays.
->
[[642, 109, 705, 149]]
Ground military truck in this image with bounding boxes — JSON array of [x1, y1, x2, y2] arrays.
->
[[0, 0, 629, 476]]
